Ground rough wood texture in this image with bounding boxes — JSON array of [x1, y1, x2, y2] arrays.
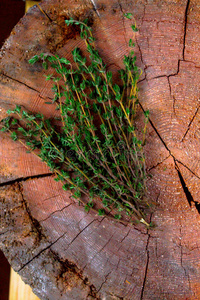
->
[[1, 0, 200, 299]]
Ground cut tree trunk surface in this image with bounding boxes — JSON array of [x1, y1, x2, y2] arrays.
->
[[0, 0, 200, 299]]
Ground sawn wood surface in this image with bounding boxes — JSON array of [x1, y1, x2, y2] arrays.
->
[[1, 0, 200, 299]]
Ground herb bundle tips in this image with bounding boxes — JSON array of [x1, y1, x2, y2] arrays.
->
[[0, 15, 152, 226]]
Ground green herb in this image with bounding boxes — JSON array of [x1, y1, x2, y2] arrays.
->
[[0, 17, 151, 226], [124, 13, 133, 20]]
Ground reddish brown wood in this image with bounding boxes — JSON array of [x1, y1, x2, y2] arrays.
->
[[1, 0, 200, 299]]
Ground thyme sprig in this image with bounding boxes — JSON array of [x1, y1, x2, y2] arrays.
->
[[0, 15, 152, 226]]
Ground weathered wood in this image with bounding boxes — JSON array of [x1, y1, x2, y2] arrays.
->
[[1, 0, 200, 299]]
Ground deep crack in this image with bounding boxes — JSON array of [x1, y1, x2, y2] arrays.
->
[[0, 173, 53, 188], [183, 0, 190, 60], [175, 162, 193, 207], [140, 232, 150, 299], [175, 160, 200, 180], [0, 72, 41, 94], [174, 161, 200, 213]]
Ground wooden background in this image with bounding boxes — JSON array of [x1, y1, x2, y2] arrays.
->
[[0, 1, 25, 299], [0, 1, 41, 299], [1, 0, 200, 299]]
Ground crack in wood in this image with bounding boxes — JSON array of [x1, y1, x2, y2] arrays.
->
[[174, 161, 200, 213], [36, 3, 53, 22], [0, 72, 41, 94], [18, 215, 96, 273], [50, 249, 100, 299], [0, 1, 198, 299], [176, 160, 200, 180], [150, 58, 199, 82], [141, 2, 146, 26], [138, 102, 197, 214], [136, 37, 147, 81], [39, 203, 73, 223], [82, 232, 115, 271], [18, 231, 66, 272], [183, 0, 190, 60], [140, 229, 150, 299], [150, 0, 190, 80], [97, 271, 111, 293], [148, 155, 170, 171], [140, 103, 171, 154], [64, 219, 97, 249], [17, 182, 45, 242], [181, 104, 200, 141], [119, 228, 131, 244], [179, 224, 192, 293], [0, 173, 53, 188], [139, 71, 199, 219], [175, 163, 192, 207]]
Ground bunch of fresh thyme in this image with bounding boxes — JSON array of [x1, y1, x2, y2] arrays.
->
[[0, 14, 151, 226]]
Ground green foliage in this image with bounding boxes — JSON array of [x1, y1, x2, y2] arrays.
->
[[124, 13, 133, 20], [0, 17, 151, 226]]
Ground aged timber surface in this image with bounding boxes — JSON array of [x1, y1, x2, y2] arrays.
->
[[1, 0, 200, 299]]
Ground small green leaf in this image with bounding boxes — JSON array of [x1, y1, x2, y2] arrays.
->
[[124, 13, 133, 20], [87, 201, 94, 208], [59, 58, 70, 65], [114, 214, 122, 220], [42, 62, 48, 70], [29, 55, 39, 65], [11, 119, 18, 125], [129, 39, 135, 47], [45, 74, 53, 81], [131, 24, 138, 32], [62, 184, 68, 191], [11, 131, 18, 141], [0, 127, 8, 132], [98, 209, 105, 216], [6, 109, 13, 115], [15, 105, 21, 113], [144, 110, 150, 118], [84, 205, 90, 212]]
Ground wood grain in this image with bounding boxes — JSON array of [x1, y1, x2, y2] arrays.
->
[[1, 0, 200, 299]]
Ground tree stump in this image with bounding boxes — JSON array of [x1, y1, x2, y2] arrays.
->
[[1, 0, 200, 299]]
